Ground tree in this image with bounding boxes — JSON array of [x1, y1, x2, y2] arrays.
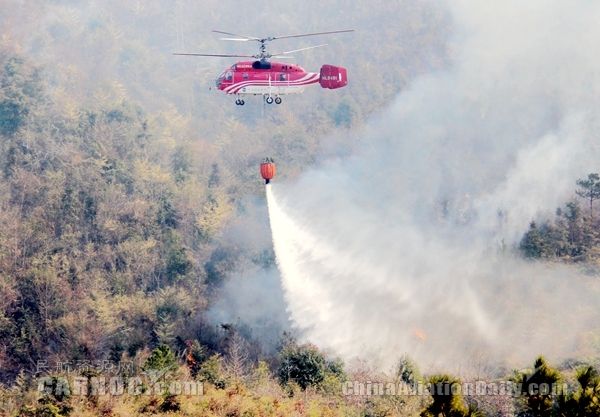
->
[[197, 354, 226, 388], [142, 345, 179, 394], [396, 355, 423, 388], [156, 195, 179, 229], [162, 231, 191, 285], [331, 101, 356, 127], [184, 339, 205, 379], [576, 173, 600, 222], [520, 222, 548, 258], [278, 344, 326, 391], [562, 201, 585, 256], [223, 332, 250, 381], [516, 356, 562, 417], [0, 57, 43, 137], [143, 345, 178, 376], [421, 374, 482, 417], [556, 365, 600, 417]]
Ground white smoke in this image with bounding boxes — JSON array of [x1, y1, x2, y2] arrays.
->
[[266, 0, 600, 374]]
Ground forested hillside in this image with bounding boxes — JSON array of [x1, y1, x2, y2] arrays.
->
[[0, 2, 455, 414], [520, 173, 600, 272], [0, 0, 450, 395], [3, 1, 600, 416]]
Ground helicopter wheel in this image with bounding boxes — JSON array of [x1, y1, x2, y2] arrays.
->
[[266, 96, 274, 104], [275, 97, 282, 104], [239, 99, 245, 105], [235, 98, 240, 105]]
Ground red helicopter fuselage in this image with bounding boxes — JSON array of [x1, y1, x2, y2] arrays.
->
[[215, 61, 347, 96]]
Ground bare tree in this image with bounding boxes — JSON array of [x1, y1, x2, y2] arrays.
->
[[224, 332, 250, 381]]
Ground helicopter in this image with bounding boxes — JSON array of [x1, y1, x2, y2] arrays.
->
[[174, 29, 353, 105]]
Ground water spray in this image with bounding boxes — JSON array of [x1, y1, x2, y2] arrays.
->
[[261, 2, 600, 374]]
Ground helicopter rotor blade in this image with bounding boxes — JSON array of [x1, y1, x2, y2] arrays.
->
[[173, 53, 254, 58], [270, 55, 295, 59], [269, 29, 354, 41], [212, 30, 260, 41], [275, 44, 328, 55], [219, 38, 252, 42], [182, 30, 353, 61]]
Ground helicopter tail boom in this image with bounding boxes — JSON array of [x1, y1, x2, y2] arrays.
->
[[319, 65, 348, 89]]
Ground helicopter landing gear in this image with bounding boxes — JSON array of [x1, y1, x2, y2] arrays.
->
[[235, 98, 245, 106], [275, 97, 282, 104], [265, 96, 274, 104]]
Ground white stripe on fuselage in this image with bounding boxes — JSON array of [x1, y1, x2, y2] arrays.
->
[[236, 84, 307, 95], [223, 72, 319, 95], [223, 72, 315, 92]]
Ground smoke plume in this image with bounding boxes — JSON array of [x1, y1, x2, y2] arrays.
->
[[266, 0, 600, 374]]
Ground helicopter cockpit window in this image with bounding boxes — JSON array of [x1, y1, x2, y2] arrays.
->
[[225, 71, 233, 81], [216, 71, 226, 86]]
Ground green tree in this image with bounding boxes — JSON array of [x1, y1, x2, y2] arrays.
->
[[161, 231, 192, 286], [198, 354, 226, 388], [0, 57, 43, 137], [165, 244, 191, 283], [171, 146, 191, 183], [576, 173, 600, 222], [556, 365, 600, 417], [331, 101, 355, 127], [143, 345, 178, 375], [320, 357, 347, 395], [520, 222, 548, 258], [561, 201, 586, 256], [396, 355, 423, 388], [156, 195, 179, 229], [516, 356, 562, 417], [277, 344, 326, 391], [421, 374, 481, 417]]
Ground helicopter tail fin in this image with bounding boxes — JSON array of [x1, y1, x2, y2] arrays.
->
[[319, 65, 348, 89]]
